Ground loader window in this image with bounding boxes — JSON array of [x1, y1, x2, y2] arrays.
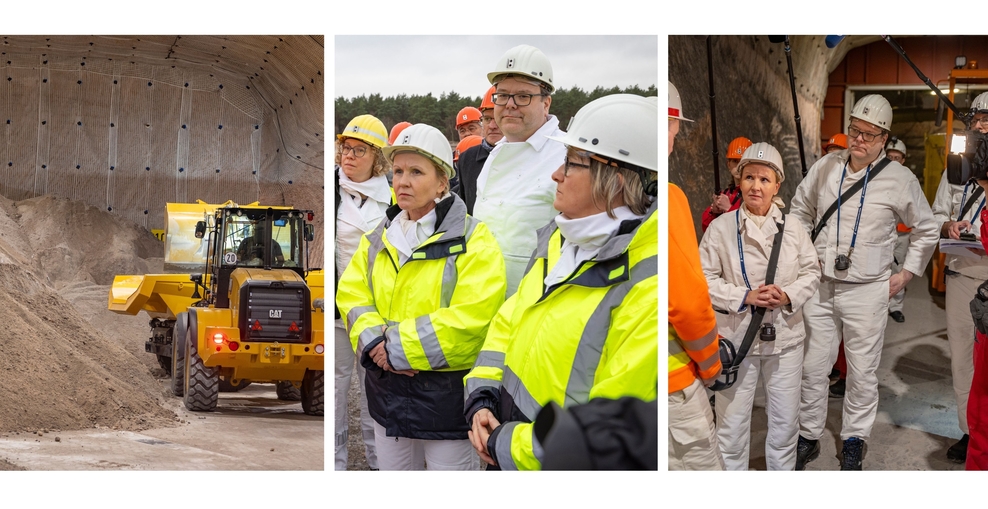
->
[[218, 210, 300, 268]]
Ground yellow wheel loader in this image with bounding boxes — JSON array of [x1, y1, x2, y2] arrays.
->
[[109, 201, 325, 415]]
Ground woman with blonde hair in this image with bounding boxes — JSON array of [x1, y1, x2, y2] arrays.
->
[[334, 114, 391, 470], [337, 123, 506, 470]]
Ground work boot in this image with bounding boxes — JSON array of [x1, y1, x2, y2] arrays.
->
[[889, 310, 905, 323], [829, 378, 846, 398], [840, 437, 865, 470], [828, 368, 841, 385], [947, 434, 969, 463], [795, 436, 820, 471]]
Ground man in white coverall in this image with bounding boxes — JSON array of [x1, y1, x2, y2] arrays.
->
[[885, 137, 910, 323], [790, 94, 938, 470], [930, 90, 988, 464], [472, 44, 567, 296]]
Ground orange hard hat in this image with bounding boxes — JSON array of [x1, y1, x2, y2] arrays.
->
[[388, 121, 412, 146], [726, 137, 753, 160], [454, 135, 482, 162], [480, 86, 496, 111], [456, 107, 483, 128], [824, 133, 848, 151]]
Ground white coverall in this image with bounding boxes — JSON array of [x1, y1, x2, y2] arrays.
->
[[790, 150, 937, 441], [888, 230, 910, 313], [473, 115, 565, 296], [932, 170, 988, 435], [699, 204, 821, 470]]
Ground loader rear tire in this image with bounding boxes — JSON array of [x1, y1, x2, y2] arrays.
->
[[171, 313, 188, 397], [301, 369, 324, 416], [276, 381, 302, 401], [183, 311, 218, 411]]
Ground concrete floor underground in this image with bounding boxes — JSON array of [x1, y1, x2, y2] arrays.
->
[[743, 272, 968, 471]]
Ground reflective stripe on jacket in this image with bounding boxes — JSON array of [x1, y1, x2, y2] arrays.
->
[[337, 194, 506, 439], [464, 201, 657, 470]]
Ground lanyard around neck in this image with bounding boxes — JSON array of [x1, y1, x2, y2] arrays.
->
[[836, 160, 872, 255], [958, 182, 987, 223], [736, 208, 755, 290]]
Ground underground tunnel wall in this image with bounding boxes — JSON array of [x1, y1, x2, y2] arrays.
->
[[0, 35, 324, 267]]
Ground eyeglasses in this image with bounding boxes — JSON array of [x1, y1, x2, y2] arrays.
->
[[563, 159, 591, 176], [491, 92, 547, 106], [973, 116, 988, 127], [847, 125, 883, 143], [340, 144, 368, 158]]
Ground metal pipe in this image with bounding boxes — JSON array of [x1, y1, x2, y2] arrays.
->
[[784, 36, 808, 177], [707, 35, 721, 192]]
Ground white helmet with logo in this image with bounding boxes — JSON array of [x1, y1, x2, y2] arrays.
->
[[849, 94, 892, 131], [885, 137, 907, 157], [669, 81, 692, 122], [548, 94, 657, 173], [737, 142, 785, 183], [382, 124, 456, 180], [487, 44, 554, 93]]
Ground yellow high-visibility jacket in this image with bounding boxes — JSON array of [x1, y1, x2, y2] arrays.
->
[[464, 202, 658, 469], [337, 194, 506, 439]]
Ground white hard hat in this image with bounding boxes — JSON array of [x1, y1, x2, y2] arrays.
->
[[849, 94, 892, 131], [737, 142, 785, 183], [382, 124, 456, 180], [885, 137, 907, 157], [547, 94, 657, 172], [973, 91, 988, 113], [668, 81, 692, 122], [487, 44, 554, 93]]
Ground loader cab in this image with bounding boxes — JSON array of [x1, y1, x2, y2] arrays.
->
[[200, 207, 313, 308]]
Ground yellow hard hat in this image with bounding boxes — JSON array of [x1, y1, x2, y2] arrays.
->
[[338, 114, 388, 149]]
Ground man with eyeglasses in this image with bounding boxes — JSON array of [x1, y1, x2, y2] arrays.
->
[[453, 86, 503, 215], [472, 44, 567, 296], [930, 90, 988, 464], [884, 137, 912, 324], [790, 94, 937, 470]]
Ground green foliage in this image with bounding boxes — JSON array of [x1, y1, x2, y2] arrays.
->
[[335, 84, 656, 141]]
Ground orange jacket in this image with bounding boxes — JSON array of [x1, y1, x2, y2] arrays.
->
[[668, 184, 721, 393]]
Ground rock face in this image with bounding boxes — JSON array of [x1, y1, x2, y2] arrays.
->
[[669, 35, 832, 236]]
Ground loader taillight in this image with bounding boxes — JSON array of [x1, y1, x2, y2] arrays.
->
[[228, 341, 239, 351], [314, 344, 324, 354], [213, 333, 227, 345]]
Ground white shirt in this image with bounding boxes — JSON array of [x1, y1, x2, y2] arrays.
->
[[699, 204, 821, 355], [931, 170, 988, 279], [473, 114, 566, 296], [789, 149, 938, 282]]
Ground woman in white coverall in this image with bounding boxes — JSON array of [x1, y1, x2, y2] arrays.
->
[[334, 114, 391, 470], [699, 143, 820, 470]]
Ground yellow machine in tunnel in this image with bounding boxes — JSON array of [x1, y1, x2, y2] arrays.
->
[[109, 200, 325, 416]]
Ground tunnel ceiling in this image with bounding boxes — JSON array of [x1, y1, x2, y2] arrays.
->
[[0, 35, 326, 266]]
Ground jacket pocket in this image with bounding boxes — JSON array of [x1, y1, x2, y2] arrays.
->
[[849, 239, 893, 280]]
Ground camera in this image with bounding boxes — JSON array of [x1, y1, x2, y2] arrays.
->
[[835, 254, 851, 271], [946, 130, 988, 185], [760, 323, 776, 342]]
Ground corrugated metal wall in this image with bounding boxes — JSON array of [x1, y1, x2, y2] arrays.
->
[[0, 35, 324, 267]]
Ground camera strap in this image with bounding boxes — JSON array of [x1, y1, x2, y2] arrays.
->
[[958, 183, 985, 222], [811, 157, 892, 243], [726, 213, 787, 377]]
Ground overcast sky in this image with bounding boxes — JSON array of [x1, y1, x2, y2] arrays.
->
[[335, 35, 658, 100]]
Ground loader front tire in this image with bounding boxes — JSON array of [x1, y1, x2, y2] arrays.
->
[[171, 312, 188, 397], [183, 311, 218, 411]]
